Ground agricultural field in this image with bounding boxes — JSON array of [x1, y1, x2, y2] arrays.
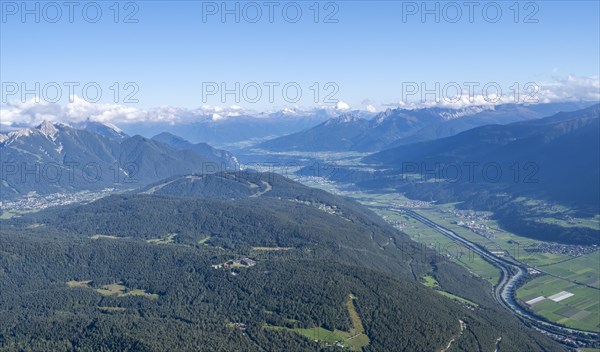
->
[[539, 254, 600, 289], [414, 206, 574, 268], [346, 190, 595, 266], [371, 204, 501, 284], [350, 191, 597, 277], [517, 275, 599, 332]]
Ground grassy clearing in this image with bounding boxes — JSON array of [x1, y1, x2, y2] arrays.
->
[[66, 280, 92, 288], [346, 294, 365, 335], [422, 275, 439, 288], [95, 282, 159, 299], [266, 325, 351, 343], [421, 275, 478, 308], [252, 247, 293, 251], [95, 282, 128, 295], [91, 235, 122, 240], [66, 280, 159, 300], [147, 233, 177, 244], [98, 306, 127, 312], [436, 291, 479, 308], [0, 209, 39, 219], [265, 294, 369, 350], [537, 217, 600, 230], [198, 236, 212, 245]]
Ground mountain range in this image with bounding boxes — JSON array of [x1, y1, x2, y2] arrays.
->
[[258, 102, 593, 152], [363, 104, 600, 207], [347, 104, 600, 245], [121, 108, 376, 148], [0, 121, 238, 200]]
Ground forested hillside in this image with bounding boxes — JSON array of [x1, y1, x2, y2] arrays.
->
[[0, 172, 566, 351]]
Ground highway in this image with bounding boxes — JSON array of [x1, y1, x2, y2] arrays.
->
[[393, 208, 599, 347]]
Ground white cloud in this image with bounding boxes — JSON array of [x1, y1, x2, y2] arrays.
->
[[336, 101, 350, 110], [537, 75, 600, 103], [383, 75, 600, 109], [65, 95, 147, 123], [0, 98, 62, 127], [1, 76, 597, 129], [0, 96, 255, 130]]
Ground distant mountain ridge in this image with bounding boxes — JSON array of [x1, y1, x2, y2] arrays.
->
[[389, 101, 592, 147], [258, 108, 446, 152], [258, 102, 594, 152], [0, 121, 238, 200], [122, 108, 376, 148], [151, 132, 239, 167]]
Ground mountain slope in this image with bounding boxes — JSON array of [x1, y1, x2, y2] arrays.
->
[[259, 108, 453, 152], [151, 132, 238, 167], [257, 113, 370, 152]]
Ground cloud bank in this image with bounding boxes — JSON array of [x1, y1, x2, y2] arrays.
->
[[1, 76, 597, 130]]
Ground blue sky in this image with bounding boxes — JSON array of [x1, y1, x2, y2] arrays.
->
[[1, 0, 599, 111]]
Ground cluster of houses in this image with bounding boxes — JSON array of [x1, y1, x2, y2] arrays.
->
[[225, 258, 256, 267], [212, 258, 256, 269]]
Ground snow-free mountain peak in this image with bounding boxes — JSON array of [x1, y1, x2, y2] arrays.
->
[[324, 113, 363, 125], [37, 120, 59, 140]]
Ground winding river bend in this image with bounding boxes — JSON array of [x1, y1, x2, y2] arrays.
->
[[393, 208, 599, 347]]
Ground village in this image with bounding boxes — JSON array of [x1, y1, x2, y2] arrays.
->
[[212, 258, 257, 270], [528, 243, 598, 257], [1, 189, 116, 217]]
